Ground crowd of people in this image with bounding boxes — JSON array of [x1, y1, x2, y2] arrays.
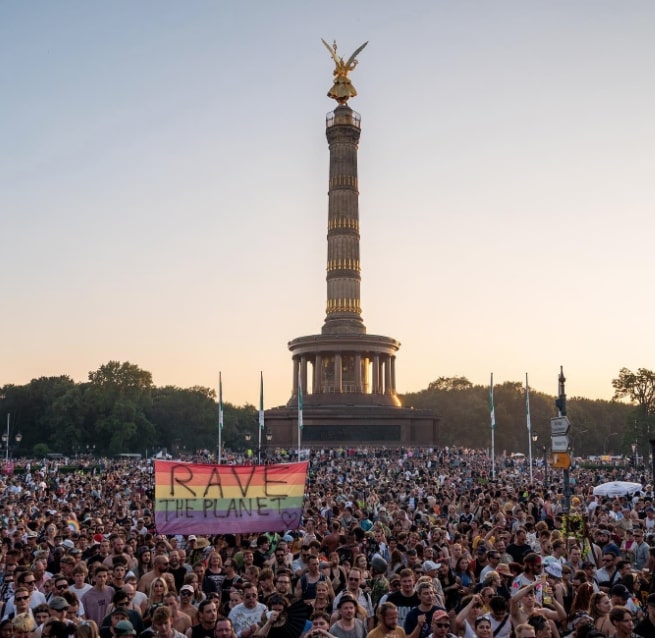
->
[[0, 447, 654, 638]]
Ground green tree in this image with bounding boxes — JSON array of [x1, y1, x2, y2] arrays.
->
[[87, 361, 155, 455], [148, 386, 217, 454], [427, 376, 473, 392], [612, 368, 655, 415], [612, 367, 655, 462]]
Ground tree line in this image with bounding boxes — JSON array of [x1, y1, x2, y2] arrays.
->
[[1, 362, 653, 459], [0, 361, 257, 458], [400, 369, 655, 460]]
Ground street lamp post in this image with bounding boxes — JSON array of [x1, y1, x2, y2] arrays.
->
[[542, 443, 548, 487], [632, 442, 638, 469], [2, 414, 22, 462], [265, 429, 273, 464]]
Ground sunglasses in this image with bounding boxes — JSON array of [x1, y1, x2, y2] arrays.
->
[[434, 623, 450, 628], [15, 596, 29, 601]]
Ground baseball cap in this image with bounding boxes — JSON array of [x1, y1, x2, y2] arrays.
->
[[545, 563, 562, 578], [610, 584, 630, 599], [433, 610, 449, 622], [187, 535, 197, 541], [114, 621, 136, 636], [48, 597, 69, 611]]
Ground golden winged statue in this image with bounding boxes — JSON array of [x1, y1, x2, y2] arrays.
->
[[321, 38, 368, 104]]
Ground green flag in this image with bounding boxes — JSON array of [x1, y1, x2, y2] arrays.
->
[[259, 371, 264, 430], [489, 373, 496, 431]]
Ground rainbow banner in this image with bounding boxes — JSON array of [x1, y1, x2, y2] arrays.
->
[[154, 460, 308, 535]]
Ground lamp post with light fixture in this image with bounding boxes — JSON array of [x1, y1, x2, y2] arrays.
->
[[2, 414, 22, 462]]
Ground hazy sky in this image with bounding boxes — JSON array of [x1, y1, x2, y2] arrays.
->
[[2, 2, 654, 410]]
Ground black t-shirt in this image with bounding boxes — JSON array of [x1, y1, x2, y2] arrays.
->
[[635, 616, 655, 637], [386, 590, 420, 628], [190, 625, 215, 638], [506, 543, 531, 564]]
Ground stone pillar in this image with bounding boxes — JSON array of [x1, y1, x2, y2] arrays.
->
[[335, 353, 342, 393], [372, 355, 380, 393], [384, 355, 392, 395], [301, 356, 308, 395], [314, 354, 322, 394], [355, 354, 362, 392], [322, 105, 365, 336], [391, 356, 396, 394]]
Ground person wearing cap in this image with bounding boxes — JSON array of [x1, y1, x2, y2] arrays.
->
[[543, 562, 565, 608], [332, 569, 374, 631], [421, 563, 445, 609], [47, 596, 70, 627], [329, 594, 367, 638], [99, 605, 131, 638], [404, 581, 442, 638], [113, 620, 137, 638], [427, 609, 455, 638], [631, 529, 650, 571], [610, 584, 641, 619], [178, 585, 199, 625], [368, 556, 389, 610], [102, 589, 145, 638], [602, 528, 621, 557]]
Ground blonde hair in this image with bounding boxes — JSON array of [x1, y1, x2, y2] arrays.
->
[[12, 614, 36, 633], [149, 577, 169, 604], [75, 620, 99, 638]]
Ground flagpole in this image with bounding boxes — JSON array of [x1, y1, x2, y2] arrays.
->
[[218, 372, 223, 465], [490, 373, 496, 480], [297, 368, 303, 459], [526, 372, 533, 482], [258, 371, 264, 465]]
